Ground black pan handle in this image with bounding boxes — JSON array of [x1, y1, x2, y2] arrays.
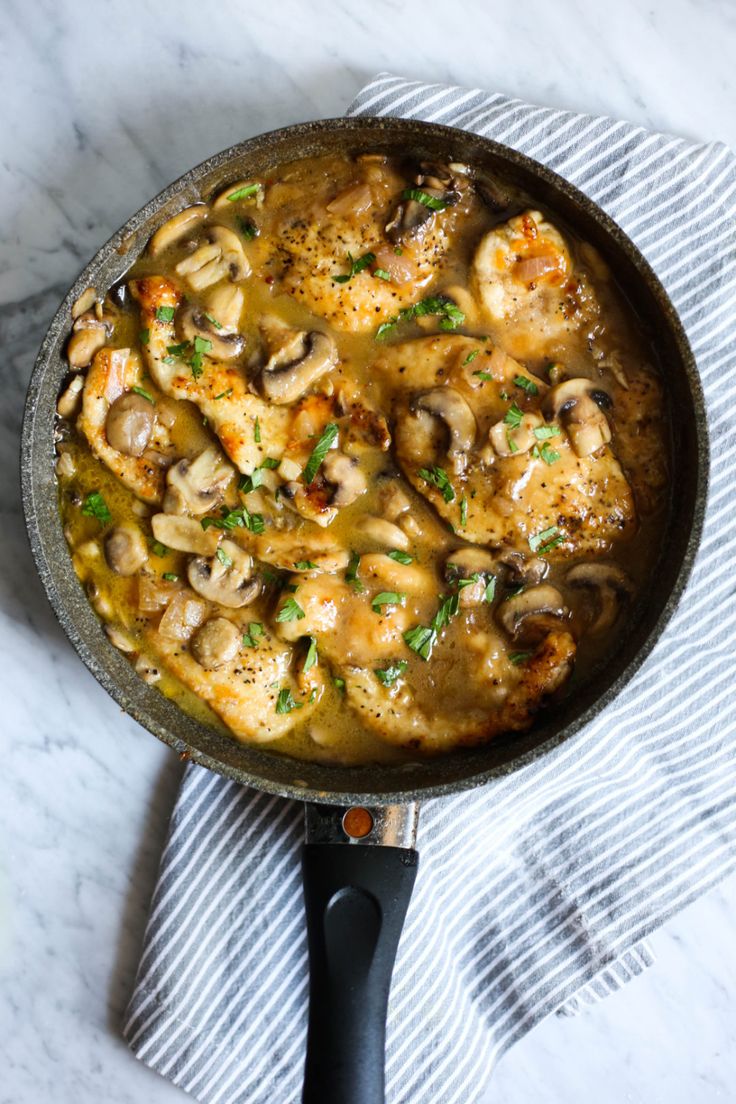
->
[[301, 803, 419, 1104]]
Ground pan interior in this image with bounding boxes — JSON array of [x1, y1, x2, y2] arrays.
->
[[21, 117, 707, 805]]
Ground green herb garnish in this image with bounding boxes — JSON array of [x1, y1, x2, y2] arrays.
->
[[302, 422, 339, 484], [155, 306, 175, 323], [237, 215, 258, 239], [504, 403, 524, 429], [275, 687, 302, 714], [189, 335, 211, 379], [373, 268, 391, 281], [204, 313, 223, 330], [401, 187, 448, 211], [333, 251, 376, 284], [81, 491, 111, 524], [201, 505, 264, 534], [162, 572, 179, 582], [333, 677, 346, 692], [418, 465, 455, 503], [374, 661, 408, 687], [254, 416, 261, 443], [132, 385, 155, 403], [214, 388, 233, 401], [508, 651, 533, 666], [459, 496, 468, 527], [151, 541, 167, 557], [294, 560, 318, 571], [139, 328, 150, 345], [303, 636, 318, 673], [463, 349, 480, 366], [371, 591, 406, 614], [215, 546, 233, 568], [473, 370, 493, 382], [227, 182, 261, 202], [388, 550, 413, 565], [484, 576, 497, 603], [242, 622, 263, 648], [346, 550, 364, 592], [537, 443, 561, 465], [275, 597, 306, 623], [528, 525, 564, 554], [533, 425, 561, 440], [376, 295, 464, 340], [513, 374, 539, 395]]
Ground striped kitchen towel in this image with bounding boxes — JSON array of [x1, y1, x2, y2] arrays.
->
[[124, 75, 736, 1104]]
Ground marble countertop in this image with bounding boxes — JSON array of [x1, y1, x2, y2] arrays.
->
[[2, 1, 736, 1101]]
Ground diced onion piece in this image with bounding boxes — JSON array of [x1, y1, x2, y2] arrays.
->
[[326, 183, 373, 217], [158, 591, 207, 641], [513, 254, 563, 284]]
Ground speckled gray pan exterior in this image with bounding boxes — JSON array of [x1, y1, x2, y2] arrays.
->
[[21, 117, 709, 806]]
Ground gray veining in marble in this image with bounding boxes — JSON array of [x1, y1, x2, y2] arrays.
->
[[2, 1, 736, 1101]]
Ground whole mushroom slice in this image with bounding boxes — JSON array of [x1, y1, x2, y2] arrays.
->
[[321, 452, 367, 507], [257, 330, 338, 405], [496, 549, 548, 587], [149, 205, 209, 257], [106, 391, 157, 457], [488, 411, 545, 457], [497, 584, 569, 643], [410, 387, 477, 474], [177, 301, 245, 361], [105, 523, 149, 576], [386, 162, 461, 243], [151, 513, 221, 556], [163, 446, 235, 515], [566, 562, 633, 633], [542, 379, 612, 457], [444, 547, 496, 607], [187, 540, 260, 608], [175, 225, 250, 291], [191, 617, 241, 670]]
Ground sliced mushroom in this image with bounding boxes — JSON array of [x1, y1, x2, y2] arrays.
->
[[542, 379, 612, 457], [191, 617, 241, 670], [496, 550, 548, 587], [321, 452, 367, 507], [566, 562, 633, 633], [445, 548, 496, 607], [174, 224, 250, 290], [151, 513, 221, 556], [497, 584, 569, 643], [163, 447, 234, 515], [412, 389, 477, 460], [149, 205, 208, 257], [205, 283, 245, 332], [258, 330, 338, 405], [358, 516, 411, 551], [488, 411, 544, 457], [105, 523, 148, 576], [57, 374, 85, 419], [386, 162, 461, 243], [71, 286, 97, 321], [177, 302, 244, 361], [187, 540, 259, 608], [67, 313, 110, 368], [105, 392, 156, 457]]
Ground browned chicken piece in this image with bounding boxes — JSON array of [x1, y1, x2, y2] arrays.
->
[[78, 346, 165, 503], [266, 158, 473, 333], [373, 334, 637, 556], [344, 630, 576, 753], [130, 275, 291, 475], [145, 599, 321, 743]]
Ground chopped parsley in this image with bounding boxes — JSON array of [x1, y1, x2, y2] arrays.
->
[[275, 687, 302, 714], [528, 525, 565, 555], [401, 187, 448, 211], [333, 676, 346, 692], [302, 422, 339, 484], [132, 385, 155, 403], [215, 546, 233, 568], [139, 328, 150, 345], [242, 622, 263, 648], [151, 541, 168, 557], [503, 403, 524, 429], [203, 313, 223, 330], [189, 336, 212, 378], [226, 182, 262, 202], [333, 251, 376, 284], [484, 576, 497, 603], [346, 550, 364, 592], [463, 349, 480, 366], [459, 496, 468, 527], [376, 295, 465, 340], [214, 388, 233, 401], [373, 268, 392, 281], [403, 592, 460, 661], [371, 591, 406, 614], [418, 465, 455, 503], [374, 661, 408, 687], [81, 491, 111, 524], [533, 443, 561, 465], [308, 687, 317, 703], [388, 550, 413, 565], [254, 416, 261, 443], [155, 306, 175, 323], [162, 572, 179, 582], [237, 215, 258, 239], [533, 425, 561, 440], [513, 374, 539, 395], [275, 597, 306, 623], [506, 430, 519, 454], [473, 370, 493, 382], [295, 560, 318, 571], [508, 651, 533, 666], [201, 505, 264, 534], [303, 636, 318, 673]]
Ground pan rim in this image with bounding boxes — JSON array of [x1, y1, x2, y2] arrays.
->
[[21, 115, 709, 806]]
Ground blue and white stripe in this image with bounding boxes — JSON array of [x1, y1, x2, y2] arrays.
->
[[124, 74, 736, 1103]]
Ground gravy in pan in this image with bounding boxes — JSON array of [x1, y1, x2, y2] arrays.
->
[[56, 152, 669, 764]]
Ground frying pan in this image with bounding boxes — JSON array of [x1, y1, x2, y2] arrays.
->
[[21, 116, 708, 1103]]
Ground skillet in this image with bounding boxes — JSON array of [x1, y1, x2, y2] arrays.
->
[[21, 116, 708, 1104]]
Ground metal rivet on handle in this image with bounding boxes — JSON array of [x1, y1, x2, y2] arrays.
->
[[342, 807, 374, 839]]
